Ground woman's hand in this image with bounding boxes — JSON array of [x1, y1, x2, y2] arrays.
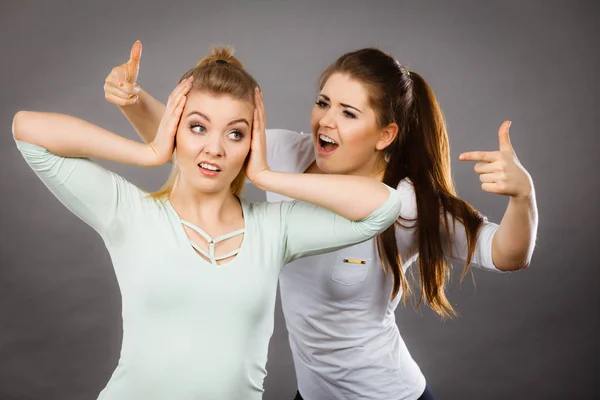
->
[[246, 88, 271, 187], [103, 41, 142, 106], [146, 76, 194, 166], [459, 121, 533, 199]]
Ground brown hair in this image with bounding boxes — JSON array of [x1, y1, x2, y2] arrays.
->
[[152, 46, 258, 199], [320, 48, 486, 318]]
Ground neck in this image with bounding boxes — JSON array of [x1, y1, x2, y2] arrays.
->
[[307, 156, 386, 181], [169, 181, 240, 224], [342, 155, 387, 182]]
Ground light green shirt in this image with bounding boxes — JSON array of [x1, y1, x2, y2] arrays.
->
[[16, 140, 402, 400]]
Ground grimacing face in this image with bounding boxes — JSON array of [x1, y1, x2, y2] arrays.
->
[[310, 73, 394, 177], [175, 90, 254, 194]]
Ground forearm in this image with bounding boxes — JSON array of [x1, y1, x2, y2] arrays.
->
[[12, 111, 155, 167], [491, 191, 538, 270], [119, 89, 165, 144], [255, 170, 392, 220]]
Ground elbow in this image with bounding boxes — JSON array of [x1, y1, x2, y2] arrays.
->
[[12, 110, 33, 141], [496, 257, 531, 272]]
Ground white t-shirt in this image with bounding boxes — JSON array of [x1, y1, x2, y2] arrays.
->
[[265, 129, 502, 400]]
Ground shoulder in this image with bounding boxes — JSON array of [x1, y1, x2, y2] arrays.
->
[[266, 129, 313, 173], [242, 197, 295, 219], [396, 178, 418, 220]]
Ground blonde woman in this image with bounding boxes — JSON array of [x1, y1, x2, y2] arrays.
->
[[13, 47, 402, 400]]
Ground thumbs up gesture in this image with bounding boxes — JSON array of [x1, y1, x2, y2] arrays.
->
[[459, 121, 533, 199], [103, 41, 142, 106]]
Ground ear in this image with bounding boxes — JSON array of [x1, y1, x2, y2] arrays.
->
[[375, 122, 399, 151]]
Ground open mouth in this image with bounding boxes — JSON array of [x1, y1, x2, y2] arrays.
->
[[198, 162, 222, 176], [318, 134, 339, 154]]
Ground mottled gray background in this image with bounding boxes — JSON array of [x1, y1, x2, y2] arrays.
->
[[1, 0, 598, 399]]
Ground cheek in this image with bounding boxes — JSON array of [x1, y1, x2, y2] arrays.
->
[[228, 141, 251, 166], [310, 107, 323, 132], [175, 132, 203, 161], [338, 119, 372, 146]]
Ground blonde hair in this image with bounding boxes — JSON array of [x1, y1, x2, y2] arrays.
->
[[151, 46, 259, 199]]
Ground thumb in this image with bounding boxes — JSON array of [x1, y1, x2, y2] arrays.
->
[[498, 120, 514, 152], [126, 40, 142, 83]]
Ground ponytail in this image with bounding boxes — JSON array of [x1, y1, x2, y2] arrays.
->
[[322, 48, 486, 317]]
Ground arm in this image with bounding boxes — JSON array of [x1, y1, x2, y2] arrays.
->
[[459, 121, 538, 271], [281, 185, 402, 264], [13, 111, 157, 167], [248, 88, 392, 220], [118, 89, 165, 144], [256, 170, 394, 221], [443, 196, 537, 272], [11, 81, 188, 240], [14, 76, 192, 168], [491, 192, 538, 270], [12, 112, 141, 240]]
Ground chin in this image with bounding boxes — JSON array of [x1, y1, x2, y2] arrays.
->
[[191, 180, 230, 194], [315, 157, 343, 175]]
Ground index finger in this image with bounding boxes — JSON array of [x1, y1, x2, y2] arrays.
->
[[459, 151, 498, 163], [166, 76, 194, 109], [257, 88, 266, 126], [129, 40, 142, 69]]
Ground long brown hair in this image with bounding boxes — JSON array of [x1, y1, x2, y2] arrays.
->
[[151, 46, 258, 199], [320, 49, 486, 317]]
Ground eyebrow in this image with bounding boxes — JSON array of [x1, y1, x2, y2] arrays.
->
[[318, 94, 363, 114], [185, 111, 250, 127]]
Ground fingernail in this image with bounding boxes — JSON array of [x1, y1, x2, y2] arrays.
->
[[507, 121, 512, 129]]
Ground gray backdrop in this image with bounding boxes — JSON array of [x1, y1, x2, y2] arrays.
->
[[1, 0, 598, 399]]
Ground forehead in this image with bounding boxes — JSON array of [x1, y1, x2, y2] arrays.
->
[[320, 73, 371, 107], [184, 90, 254, 120]]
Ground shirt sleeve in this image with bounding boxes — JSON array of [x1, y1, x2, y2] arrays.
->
[[443, 218, 503, 272], [394, 179, 503, 272], [15, 139, 142, 243], [265, 129, 313, 173], [281, 185, 402, 265]]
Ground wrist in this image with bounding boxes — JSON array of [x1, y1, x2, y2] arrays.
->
[[250, 168, 274, 191], [119, 88, 146, 110], [136, 143, 162, 168], [510, 186, 535, 204]]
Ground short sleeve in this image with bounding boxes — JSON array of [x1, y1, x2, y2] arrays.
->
[[15, 139, 144, 243], [280, 185, 402, 265]]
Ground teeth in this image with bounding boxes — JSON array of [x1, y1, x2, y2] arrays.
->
[[319, 134, 337, 144], [200, 163, 220, 171]]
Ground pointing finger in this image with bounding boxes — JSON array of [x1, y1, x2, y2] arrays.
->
[[498, 120, 514, 153]]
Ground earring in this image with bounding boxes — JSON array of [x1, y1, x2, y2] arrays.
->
[[384, 152, 391, 163]]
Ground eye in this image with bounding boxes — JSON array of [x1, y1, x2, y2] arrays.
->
[[228, 130, 244, 141], [315, 100, 329, 108], [343, 110, 357, 119], [190, 123, 206, 134]]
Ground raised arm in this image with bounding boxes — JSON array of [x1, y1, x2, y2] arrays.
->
[[248, 88, 394, 221], [104, 40, 166, 144], [459, 121, 538, 271], [12, 78, 192, 240], [14, 75, 193, 167]]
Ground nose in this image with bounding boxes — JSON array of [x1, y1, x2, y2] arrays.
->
[[203, 132, 224, 157], [319, 108, 336, 130]]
